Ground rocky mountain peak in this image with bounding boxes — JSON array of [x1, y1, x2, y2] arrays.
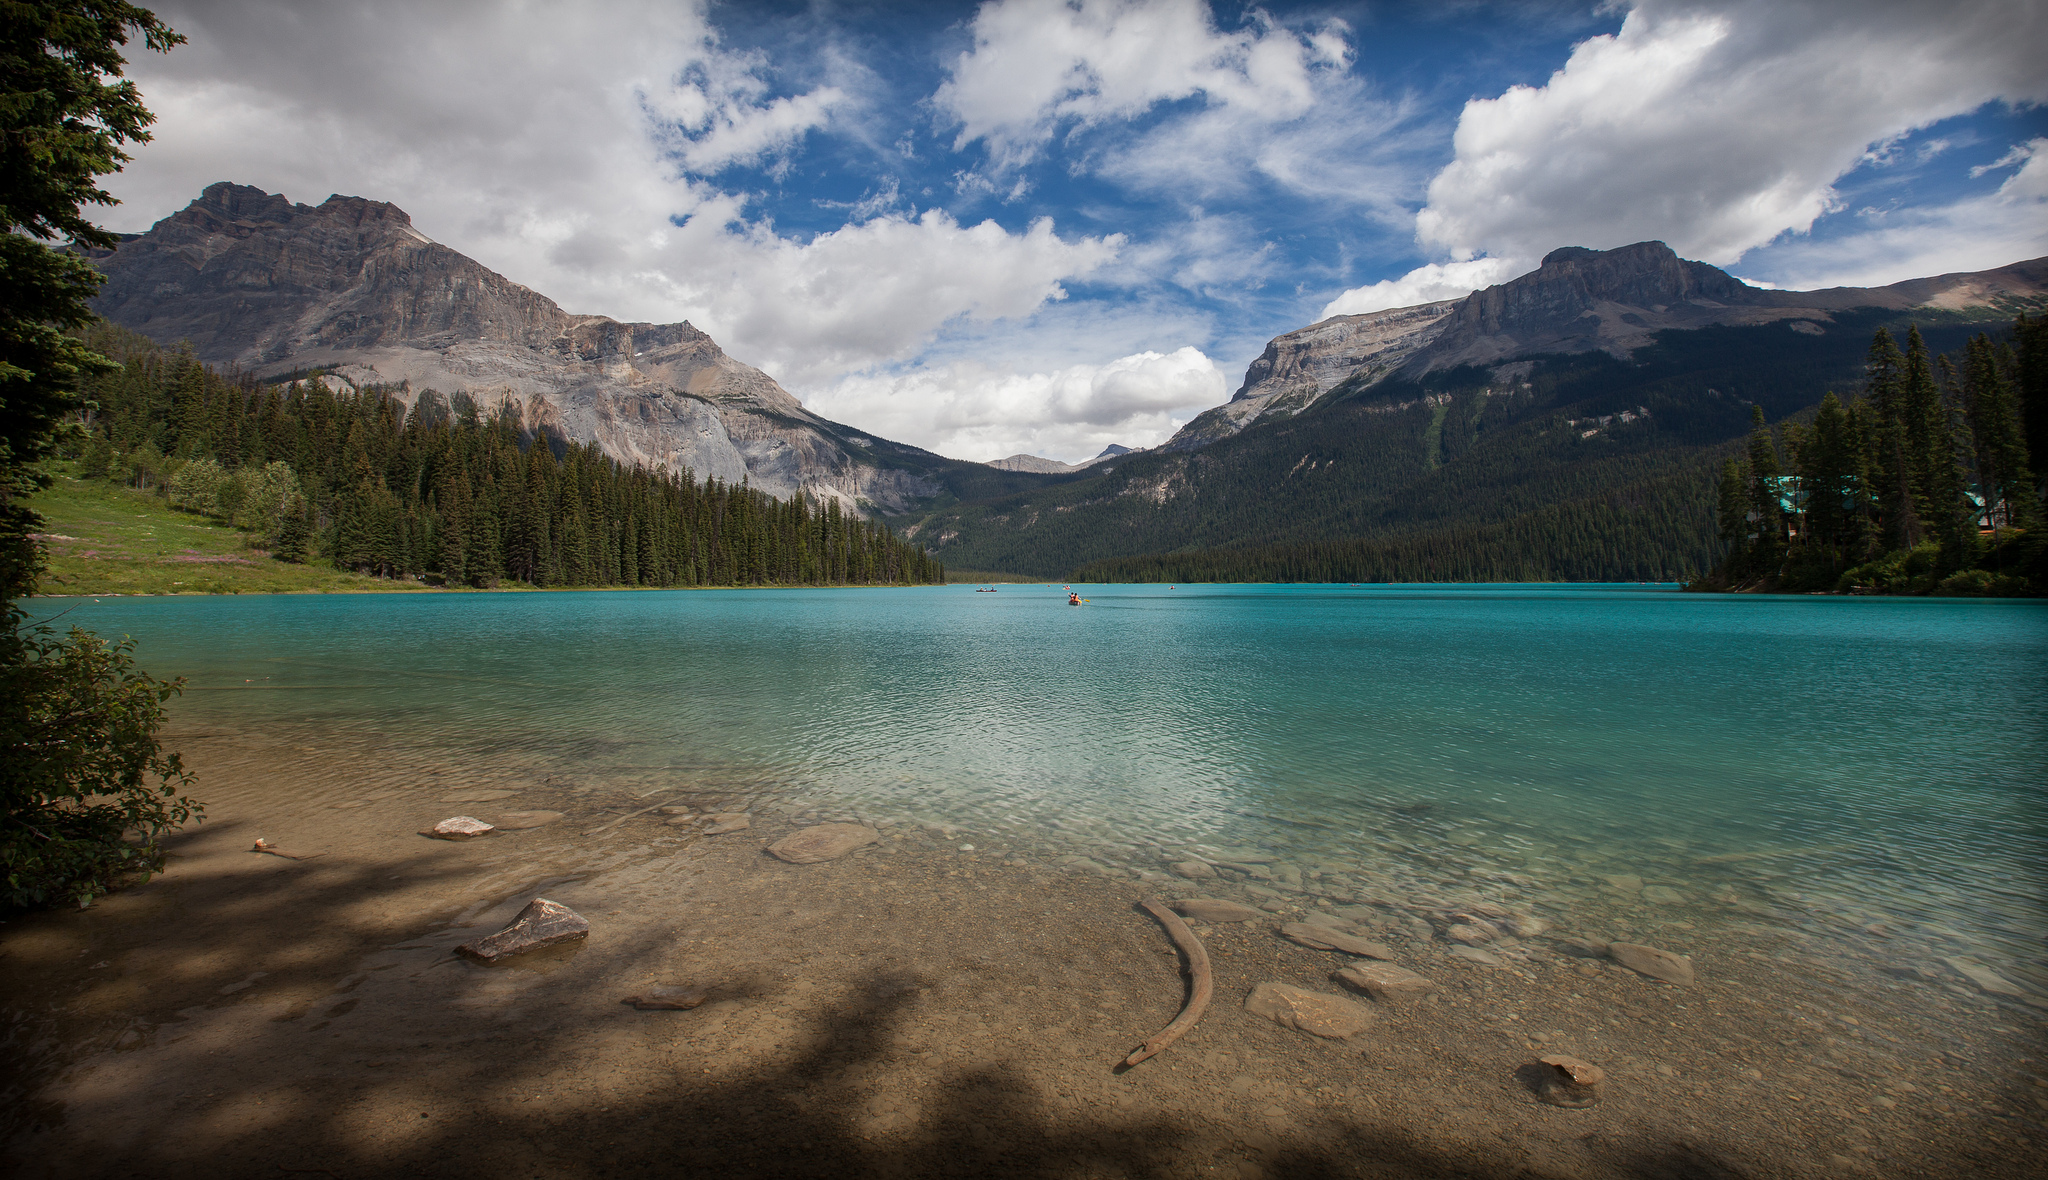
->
[[89, 183, 947, 513]]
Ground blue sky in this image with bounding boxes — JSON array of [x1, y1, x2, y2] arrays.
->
[[104, 1, 2048, 462]]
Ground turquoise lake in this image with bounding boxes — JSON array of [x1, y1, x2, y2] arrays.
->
[[36, 583, 2048, 990]]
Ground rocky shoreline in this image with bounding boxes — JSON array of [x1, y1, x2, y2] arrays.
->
[[1, 729, 2041, 1178]]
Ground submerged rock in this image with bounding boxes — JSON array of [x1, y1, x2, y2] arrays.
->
[[1641, 885, 1688, 905], [1334, 962, 1439, 1005], [1943, 957, 2025, 997], [1608, 941, 1696, 986], [1280, 923, 1395, 959], [1525, 1054, 1606, 1107], [1245, 982, 1372, 1038], [1171, 860, 1217, 879], [767, 822, 878, 863], [1172, 898, 1263, 923], [421, 816, 494, 840], [1448, 945, 1503, 966], [442, 789, 518, 803], [703, 813, 752, 835], [456, 898, 590, 964]]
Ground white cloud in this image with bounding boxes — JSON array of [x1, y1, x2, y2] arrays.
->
[[1412, 0, 2048, 274], [935, 0, 1348, 170], [1318, 257, 1520, 319], [99, 0, 1115, 395], [1326, 0, 2048, 315], [1754, 138, 2048, 288], [807, 347, 1225, 462]]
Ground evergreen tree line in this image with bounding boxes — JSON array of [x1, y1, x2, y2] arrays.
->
[[1070, 466, 1717, 584], [62, 329, 944, 588], [1706, 315, 2046, 595]]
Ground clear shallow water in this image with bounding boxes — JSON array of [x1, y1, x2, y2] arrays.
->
[[36, 583, 2048, 988]]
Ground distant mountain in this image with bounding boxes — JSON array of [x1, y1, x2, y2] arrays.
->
[[86, 183, 1047, 514], [900, 243, 2047, 578], [985, 444, 1136, 474], [1158, 241, 2048, 453]]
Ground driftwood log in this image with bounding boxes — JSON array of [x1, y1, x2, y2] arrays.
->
[[1125, 897, 1214, 1066]]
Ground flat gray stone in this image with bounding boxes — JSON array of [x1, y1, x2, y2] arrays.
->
[[767, 822, 878, 864], [1641, 885, 1688, 905], [493, 810, 563, 830], [1448, 945, 1503, 966], [421, 816, 494, 840], [1244, 982, 1372, 1038], [1205, 846, 1275, 863], [1280, 923, 1395, 959], [1172, 898, 1263, 923], [703, 813, 752, 835], [1943, 957, 2024, 997], [1334, 962, 1439, 1005], [456, 898, 589, 963], [1170, 860, 1217, 879], [1299, 911, 1354, 931], [1608, 941, 1696, 986]]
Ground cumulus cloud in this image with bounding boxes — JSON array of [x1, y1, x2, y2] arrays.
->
[[1327, 0, 2048, 313], [934, 0, 1350, 170], [1754, 137, 2048, 288], [807, 347, 1226, 463], [1318, 258, 1519, 319], [99, 0, 1115, 395]]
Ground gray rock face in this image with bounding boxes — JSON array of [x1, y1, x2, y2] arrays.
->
[[1244, 982, 1373, 1038], [86, 183, 945, 513], [767, 823, 878, 864], [1161, 299, 1459, 452], [456, 898, 589, 963], [1158, 242, 2048, 454], [1171, 898, 1263, 923], [1333, 962, 1438, 1005], [1608, 941, 1696, 986]]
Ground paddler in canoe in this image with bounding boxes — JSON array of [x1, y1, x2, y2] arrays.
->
[[1068, 591, 1082, 606]]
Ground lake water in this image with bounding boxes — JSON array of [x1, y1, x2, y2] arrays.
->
[[37, 583, 2048, 997]]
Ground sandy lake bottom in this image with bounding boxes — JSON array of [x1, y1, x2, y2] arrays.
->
[[1, 715, 2043, 1180]]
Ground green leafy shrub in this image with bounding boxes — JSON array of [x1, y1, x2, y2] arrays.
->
[[0, 626, 201, 910]]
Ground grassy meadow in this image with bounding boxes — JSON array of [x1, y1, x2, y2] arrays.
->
[[27, 466, 428, 596]]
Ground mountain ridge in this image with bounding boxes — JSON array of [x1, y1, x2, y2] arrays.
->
[[87, 182, 976, 513]]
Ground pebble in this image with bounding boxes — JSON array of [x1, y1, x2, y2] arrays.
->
[[1172, 898, 1264, 923], [1449, 946, 1503, 966], [1171, 860, 1217, 879], [702, 814, 752, 835], [420, 816, 494, 840], [1244, 982, 1373, 1039], [493, 810, 564, 830], [1608, 941, 1697, 986], [767, 823, 878, 864], [1445, 923, 1496, 946], [455, 898, 589, 964], [1531, 1054, 1605, 1107], [1280, 923, 1395, 959], [1333, 962, 1439, 1005]]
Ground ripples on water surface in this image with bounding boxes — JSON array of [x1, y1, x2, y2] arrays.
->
[[46, 583, 2048, 992]]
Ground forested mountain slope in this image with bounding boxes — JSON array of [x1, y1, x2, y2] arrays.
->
[[904, 303, 2038, 580]]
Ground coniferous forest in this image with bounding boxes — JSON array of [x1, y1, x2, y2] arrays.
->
[[1700, 315, 2046, 595], [58, 328, 944, 589]]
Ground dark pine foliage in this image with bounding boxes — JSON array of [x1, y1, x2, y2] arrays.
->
[[64, 327, 944, 588], [1700, 317, 2045, 596]]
